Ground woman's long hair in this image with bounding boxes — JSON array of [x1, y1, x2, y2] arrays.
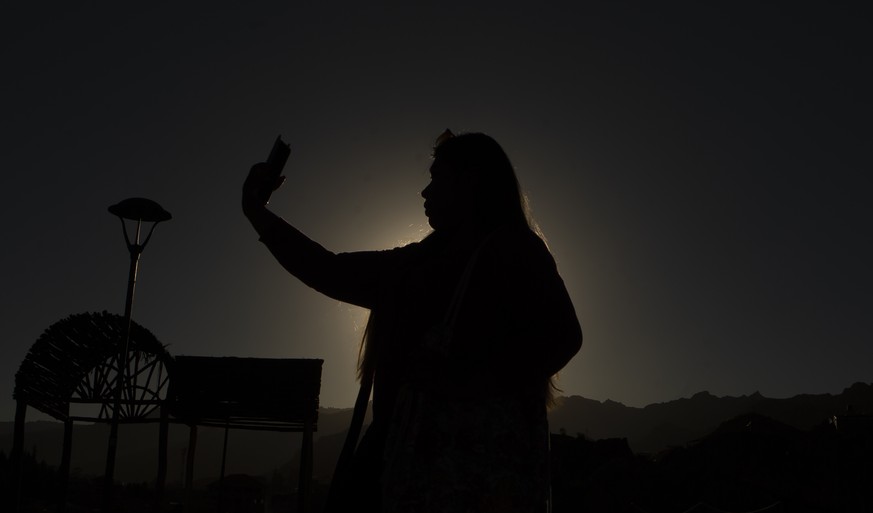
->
[[359, 131, 560, 405]]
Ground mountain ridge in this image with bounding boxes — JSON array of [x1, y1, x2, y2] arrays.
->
[[2, 382, 870, 483], [549, 381, 873, 453]]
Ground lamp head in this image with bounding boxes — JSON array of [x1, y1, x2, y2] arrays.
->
[[108, 198, 172, 222]]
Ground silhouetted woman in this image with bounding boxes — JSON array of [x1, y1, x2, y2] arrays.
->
[[242, 131, 582, 513]]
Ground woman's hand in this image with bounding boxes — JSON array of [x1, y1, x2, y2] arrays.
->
[[242, 163, 286, 215]]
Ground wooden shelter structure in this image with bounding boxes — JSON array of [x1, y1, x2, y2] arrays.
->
[[169, 356, 323, 513], [11, 314, 323, 513], [11, 311, 173, 511]]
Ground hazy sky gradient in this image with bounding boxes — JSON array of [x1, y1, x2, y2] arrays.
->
[[2, 1, 871, 421]]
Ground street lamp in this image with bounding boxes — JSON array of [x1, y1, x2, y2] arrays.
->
[[103, 198, 171, 512]]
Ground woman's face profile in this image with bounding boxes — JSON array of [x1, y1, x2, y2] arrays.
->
[[422, 158, 473, 231]]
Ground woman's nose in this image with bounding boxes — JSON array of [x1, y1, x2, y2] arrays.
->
[[421, 182, 431, 199]]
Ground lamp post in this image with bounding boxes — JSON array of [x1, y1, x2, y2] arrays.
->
[[103, 198, 171, 512]]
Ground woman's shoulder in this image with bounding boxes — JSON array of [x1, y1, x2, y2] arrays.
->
[[481, 224, 557, 275], [489, 224, 551, 256]]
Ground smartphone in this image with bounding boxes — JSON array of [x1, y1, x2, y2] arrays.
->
[[266, 135, 291, 179]]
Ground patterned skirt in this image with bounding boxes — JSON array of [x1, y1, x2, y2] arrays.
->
[[381, 388, 551, 513]]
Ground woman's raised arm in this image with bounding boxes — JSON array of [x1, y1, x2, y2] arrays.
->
[[242, 163, 399, 308]]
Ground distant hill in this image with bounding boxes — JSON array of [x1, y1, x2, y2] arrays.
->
[[3, 382, 870, 484], [548, 381, 873, 453]]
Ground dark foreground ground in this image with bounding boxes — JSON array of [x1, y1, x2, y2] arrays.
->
[[3, 412, 872, 513]]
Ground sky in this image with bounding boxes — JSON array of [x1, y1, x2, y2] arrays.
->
[[2, 1, 871, 422]]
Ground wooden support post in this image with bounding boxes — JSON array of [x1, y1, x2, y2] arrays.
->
[[155, 403, 169, 512], [297, 415, 314, 513], [56, 418, 74, 513], [11, 399, 27, 513], [218, 422, 230, 513], [184, 425, 197, 513]]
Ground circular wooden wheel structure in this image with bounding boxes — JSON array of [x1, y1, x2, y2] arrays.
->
[[14, 311, 172, 423], [11, 311, 174, 511]]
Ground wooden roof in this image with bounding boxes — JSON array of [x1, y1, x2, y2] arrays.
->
[[14, 311, 171, 421], [169, 356, 322, 431]]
